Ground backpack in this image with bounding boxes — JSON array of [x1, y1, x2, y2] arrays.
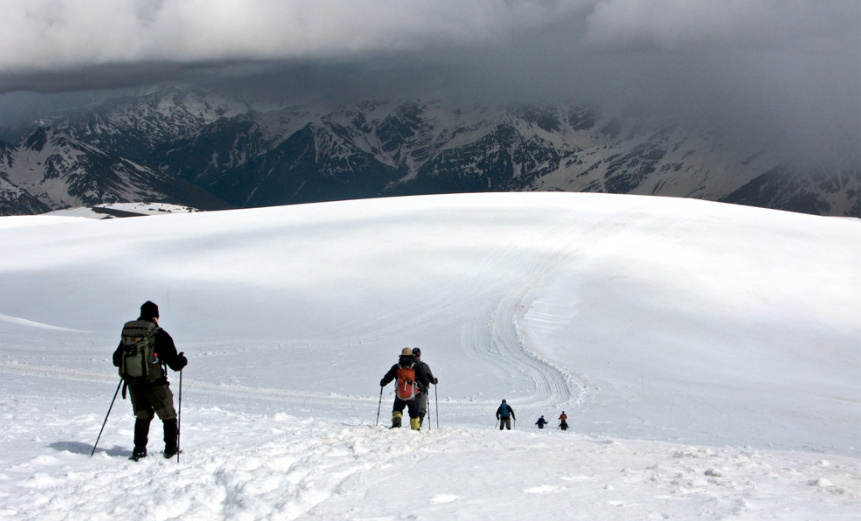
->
[[500, 403, 510, 417], [118, 320, 164, 384], [395, 363, 419, 401]]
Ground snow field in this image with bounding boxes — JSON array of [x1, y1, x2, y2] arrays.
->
[[1, 377, 858, 521], [0, 192, 858, 519]]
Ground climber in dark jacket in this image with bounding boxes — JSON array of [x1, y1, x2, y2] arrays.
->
[[496, 399, 516, 430], [410, 347, 438, 427], [380, 348, 431, 430], [112, 301, 187, 460]]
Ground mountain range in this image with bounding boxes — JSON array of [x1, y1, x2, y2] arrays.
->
[[1, 88, 858, 217]]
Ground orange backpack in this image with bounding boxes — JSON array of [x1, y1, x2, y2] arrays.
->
[[396, 365, 419, 401]]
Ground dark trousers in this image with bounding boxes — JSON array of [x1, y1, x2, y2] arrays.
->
[[416, 392, 429, 418], [127, 382, 178, 453], [393, 396, 421, 418], [128, 382, 177, 421]]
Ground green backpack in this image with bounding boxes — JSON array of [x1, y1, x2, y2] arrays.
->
[[118, 320, 164, 384]]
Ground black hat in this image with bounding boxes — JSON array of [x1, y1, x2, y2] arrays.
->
[[140, 301, 159, 319], [412, 347, 421, 357]]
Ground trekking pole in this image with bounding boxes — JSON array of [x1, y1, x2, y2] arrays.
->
[[91, 378, 123, 457], [434, 384, 439, 429], [375, 386, 383, 426], [177, 369, 183, 463]]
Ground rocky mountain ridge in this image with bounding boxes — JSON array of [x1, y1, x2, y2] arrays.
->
[[1, 89, 857, 217]]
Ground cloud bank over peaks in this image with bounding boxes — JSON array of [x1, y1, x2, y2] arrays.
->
[[582, 0, 858, 52], [0, 0, 570, 74], [0, 1, 857, 165], [1, 1, 856, 83]]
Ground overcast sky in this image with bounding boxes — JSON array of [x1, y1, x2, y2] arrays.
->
[[0, 0, 858, 162]]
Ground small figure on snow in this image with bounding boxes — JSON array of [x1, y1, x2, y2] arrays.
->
[[558, 411, 569, 431], [113, 301, 187, 460], [496, 399, 516, 430], [380, 348, 431, 430], [535, 415, 548, 429]]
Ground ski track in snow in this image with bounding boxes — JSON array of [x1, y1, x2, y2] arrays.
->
[[476, 212, 583, 410]]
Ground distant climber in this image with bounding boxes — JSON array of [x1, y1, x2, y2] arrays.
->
[[558, 411, 568, 431], [496, 399, 516, 430]]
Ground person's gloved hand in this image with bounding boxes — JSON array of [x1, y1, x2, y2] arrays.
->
[[176, 352, 188, 370], [433, 378, 439, 385]]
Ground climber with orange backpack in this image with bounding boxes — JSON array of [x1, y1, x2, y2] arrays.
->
[[380, 348, 431, 430]]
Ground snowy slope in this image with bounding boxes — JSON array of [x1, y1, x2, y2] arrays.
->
[[0, 193, 858, 519], [43, 202, 201, 220]]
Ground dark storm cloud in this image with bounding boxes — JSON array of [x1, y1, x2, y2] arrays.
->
[[0, 1, 857, 162]]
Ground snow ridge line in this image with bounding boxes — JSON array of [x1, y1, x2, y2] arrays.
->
[[0, 361, 118, 384], [0, 312, 92, 332], [0, 360, 375, 406], [0, 361, 507, 413]]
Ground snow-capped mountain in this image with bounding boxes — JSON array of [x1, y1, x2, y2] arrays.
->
[[3, 89, 858, 216], [0, 126, 231, 215], [52, 88, 253, 160]]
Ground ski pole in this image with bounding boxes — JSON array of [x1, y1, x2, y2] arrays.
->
[[91, 378, 123, 457], [177, 369, 182, 463], [375, 386, 383, 426], [434, 384, 439, 429]]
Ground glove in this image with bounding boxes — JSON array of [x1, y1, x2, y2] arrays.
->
[[433, 378, 438, 385], [379, 379, 386, 387], [176, 352, 188, 370]]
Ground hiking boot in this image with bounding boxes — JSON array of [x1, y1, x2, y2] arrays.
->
[[131, 448, 147, 461], [410, 417, 421, 430]]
